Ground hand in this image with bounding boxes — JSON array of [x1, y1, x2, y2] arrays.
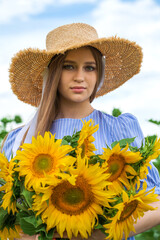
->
[[85, 230, 106, 240], [15, 233, 37, 240]]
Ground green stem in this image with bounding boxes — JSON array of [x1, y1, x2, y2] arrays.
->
[[16, 202, 30, 213]]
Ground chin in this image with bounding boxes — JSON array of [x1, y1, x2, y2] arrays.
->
[[72, 97, 89, 103]]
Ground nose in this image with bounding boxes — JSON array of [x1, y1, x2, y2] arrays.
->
[[73, 67, 84, 82]]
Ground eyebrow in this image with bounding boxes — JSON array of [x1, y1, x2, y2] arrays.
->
[[64, 60, 96, 65]]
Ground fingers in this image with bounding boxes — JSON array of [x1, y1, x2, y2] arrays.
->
[[17, 233, 37, 240]]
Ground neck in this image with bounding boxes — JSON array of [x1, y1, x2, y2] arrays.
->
[[56, 100, 94, 119]]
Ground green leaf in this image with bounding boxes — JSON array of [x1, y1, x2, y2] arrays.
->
[[61, 139, 70, 146], [94, 223, 108, 236], [111, 137, 136, 149], [17, 211, 29, 219], [19, 215, 43, 236], [0, 208, 8, 229], [62, 135, 72, 142], [21, 186, 34, 208], [135, 225, 160, 240], [153, 158, 160, 175], [38, 227, 55, 240], [44, 228, 55, 239], [148, 119, 160, 126], [145, 135, 157, 144], [94, 223, 104, 230], [0, 178, 6, 185], [14, 115, 22, 124], [112, 108, 122, 117], [0, 192, 4, 202], [89, 155, 105, 166]]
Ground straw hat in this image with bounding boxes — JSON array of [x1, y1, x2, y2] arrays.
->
[[9, 23, 143, 107]]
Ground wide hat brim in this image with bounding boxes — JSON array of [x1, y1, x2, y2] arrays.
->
[[9, 36, 142, 107]]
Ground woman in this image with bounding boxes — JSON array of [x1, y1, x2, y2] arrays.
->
[[1, 23, 160, 239]]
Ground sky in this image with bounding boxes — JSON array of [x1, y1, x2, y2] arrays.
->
[[0, 0, 160, 137]]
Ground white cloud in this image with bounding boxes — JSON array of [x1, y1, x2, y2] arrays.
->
[[0, 0, 97, 24], [60, 0, 96, 3], [92, 0, 160, 72], [0, 0, 54, 23], [0, 65, 10, 93]]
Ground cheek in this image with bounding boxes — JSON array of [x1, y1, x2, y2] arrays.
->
[[90, 75, 97, 89], [59, 72, 71, 87]]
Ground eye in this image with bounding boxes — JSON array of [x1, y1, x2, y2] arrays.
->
[[62, 64, 74, 70], [85, 65, 96, 71]]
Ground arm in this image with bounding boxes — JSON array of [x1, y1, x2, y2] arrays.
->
[[127, 195, 160, 238], [121, 195, 160, 240]]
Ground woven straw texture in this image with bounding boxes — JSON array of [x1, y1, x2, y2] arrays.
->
[[9, 23, 143, 107]]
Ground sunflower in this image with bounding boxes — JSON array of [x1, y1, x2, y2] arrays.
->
[[0, 225, 21, 240], [32, 157, 113, 239], [148, 137, 160, 159], [76, 119, 99, 160], [0, 152, 10, 180], [104, 182, 159, 240], [0, 152, 8, 165], [134, 137, 160, 189], [0, 155, 17, 214], [15, 132, 75, 190], [100, 143, 142, 193]]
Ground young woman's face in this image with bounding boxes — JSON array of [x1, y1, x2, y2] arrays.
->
[[58, 47, 97, 105]]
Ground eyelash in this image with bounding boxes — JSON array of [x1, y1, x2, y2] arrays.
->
[[62, 65, 96, 71], [85, 66, 96, 71], [63, 65, 74, 70]]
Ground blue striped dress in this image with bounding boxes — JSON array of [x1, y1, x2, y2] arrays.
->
[[2, 110, 160, 240]]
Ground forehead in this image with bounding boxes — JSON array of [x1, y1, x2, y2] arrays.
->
[[65, 47, 95, 61]]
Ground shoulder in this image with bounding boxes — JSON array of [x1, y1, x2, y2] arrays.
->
[[96, 110, 139, 126], [113, 112, 141, 129], [1, 126, 23, 159], [98, 111, 143, 147], [114, 113, 144, 147], [6, 126, 22, 140]]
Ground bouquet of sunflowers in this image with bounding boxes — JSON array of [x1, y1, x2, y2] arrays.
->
[[0, 119, 160, 240]]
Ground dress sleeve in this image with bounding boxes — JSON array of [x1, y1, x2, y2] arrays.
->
[[113, 113, 160, 195], [1, 128, 21, 160]]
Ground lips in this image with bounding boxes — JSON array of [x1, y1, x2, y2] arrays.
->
[[70, 86, 86, 93], [71, 86, 86, 89]]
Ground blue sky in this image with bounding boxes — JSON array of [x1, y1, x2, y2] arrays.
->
[[0, 0, 160, 137]]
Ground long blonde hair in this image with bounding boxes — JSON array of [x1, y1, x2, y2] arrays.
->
[[35, 46, 103, 137]]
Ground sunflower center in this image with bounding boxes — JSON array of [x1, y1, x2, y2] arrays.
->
[[119, 200, 138, 222], [63, 188, 84, 205], [32, 154, 53, 176], [107, 154, 125, 181], [51, 175, 93, 215]]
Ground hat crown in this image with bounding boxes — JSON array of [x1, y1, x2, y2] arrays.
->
[[46, 23, 98, 52]]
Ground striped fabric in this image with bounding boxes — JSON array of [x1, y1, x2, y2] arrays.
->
[[2, 110, 160, 240]]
